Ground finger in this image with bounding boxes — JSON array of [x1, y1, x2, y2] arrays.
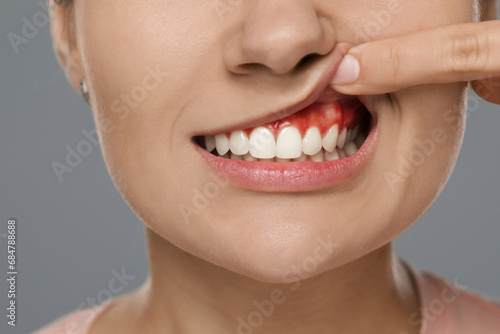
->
[[471, 77, 500, 104], [330, 20, 500, 95]]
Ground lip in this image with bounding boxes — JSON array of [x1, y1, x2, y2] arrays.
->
[[198, 44, 351, 137]]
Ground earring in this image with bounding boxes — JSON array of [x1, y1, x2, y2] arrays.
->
[[80, 79, 90, 105]]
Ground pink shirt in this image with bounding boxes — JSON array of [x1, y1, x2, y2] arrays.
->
[[34, 264, 500, 334]]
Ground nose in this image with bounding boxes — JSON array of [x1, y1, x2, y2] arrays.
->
[[222, 0, 336, 75]]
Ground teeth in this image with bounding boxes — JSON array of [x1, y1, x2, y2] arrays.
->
[[354, 132, 366, 148], [249, 127, 276, 159], [351, 125, 359, 142], [230, 153, 243, 160], [205, 122, 367, 162], [337, 127, 347, 149], [205, 135, 216, 152], [276, 127, 302, 159], [293, 152, 308, 162], [243, 153, 257, 161], [344, 142, 358, 156], [302, 127, 323, 155], [325, 149, 340, 161], [229, 130, 250, 155], [322, 124, 339, 153], [310, 150, 324, 162], [215, 134, 230, 156]]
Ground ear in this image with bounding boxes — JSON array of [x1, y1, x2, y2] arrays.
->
[[480, 0, 498, 21], [49, 0, 83, 93]]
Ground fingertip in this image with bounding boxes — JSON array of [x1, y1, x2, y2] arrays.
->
[[331, 54, 360, 86]]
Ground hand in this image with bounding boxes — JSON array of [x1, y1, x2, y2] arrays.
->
[[330, 20, 500, 104]]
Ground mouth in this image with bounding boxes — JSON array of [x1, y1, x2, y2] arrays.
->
[[194, 89, 371, 162], [193, 86, 377, 192]]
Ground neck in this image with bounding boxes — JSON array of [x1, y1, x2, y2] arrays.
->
[[113, 228, 421, 334]]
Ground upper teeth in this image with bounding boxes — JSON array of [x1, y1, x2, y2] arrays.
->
[[249, 127, 276, 159], [321, 124, 339, 153], [276, 126, 302, 159], [229, 130, 250, 155], [302, 127, 323, 155], [206, 124, 362, 161]]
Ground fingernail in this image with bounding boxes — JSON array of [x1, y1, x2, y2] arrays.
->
[[331, 55, 360, 85]]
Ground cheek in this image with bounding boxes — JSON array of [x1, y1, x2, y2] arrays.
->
[[380, 83, 468, 230], [333, 0, 477, 43], [75, 1, 222, 222]]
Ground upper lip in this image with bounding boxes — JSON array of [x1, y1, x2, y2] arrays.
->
[[200, 44, 359, 136]]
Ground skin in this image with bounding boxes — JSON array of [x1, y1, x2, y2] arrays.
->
[[49, 0, 499, 333]]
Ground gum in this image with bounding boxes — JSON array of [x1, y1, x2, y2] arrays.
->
[[226, 99, 365, 139]]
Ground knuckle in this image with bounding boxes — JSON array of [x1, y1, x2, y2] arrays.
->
[[387, 43, 402, 82], [444, 28, 490, 76]]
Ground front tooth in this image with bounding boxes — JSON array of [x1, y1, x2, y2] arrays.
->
[[259, 158, 274, 162], [337, 127, 347, 149], [229, 130, 249, 155], [205, 136, 216, 152], [325, 149, 340, 161], [344, 142, 358, 156], [276, 127, 302, 159], [276, 158, 290, 163], [249, 127, 276, 159], [346, 129, 352, 143], [337, 149, 346, 159], [293, 152, 308, 162], [215, 134, 230, 155], [302, 127, 322, 155], [311, 150, 324, 162], [243, 153, 257, 161], [322, 124, 339, 153]]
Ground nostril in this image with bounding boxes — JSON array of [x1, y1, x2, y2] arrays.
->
[[297, 53, 321, 68], [236, 62, 270, 75], [235, 53, 322, 76]]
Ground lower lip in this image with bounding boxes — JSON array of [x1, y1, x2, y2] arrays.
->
[[196, 122, 378, 193]]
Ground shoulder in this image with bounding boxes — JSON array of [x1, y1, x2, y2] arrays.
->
[[32, 300, 115, 334], [406, 262, 500, 334]]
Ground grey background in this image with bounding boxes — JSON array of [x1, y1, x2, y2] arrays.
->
[[1, 2, 499, 333]]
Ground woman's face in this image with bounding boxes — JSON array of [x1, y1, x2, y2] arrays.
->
[[57, 0, 481, 282]]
